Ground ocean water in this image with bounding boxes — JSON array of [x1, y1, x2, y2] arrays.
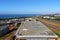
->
[[0, 14, 41, 18]]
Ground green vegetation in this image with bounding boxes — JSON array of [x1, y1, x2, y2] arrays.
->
[[53, 18, 60, 21], [16, 23, 21, 27], [47, 27, 60, 37]]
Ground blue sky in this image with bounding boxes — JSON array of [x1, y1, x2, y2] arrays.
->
[[0, 0, 60, 14]]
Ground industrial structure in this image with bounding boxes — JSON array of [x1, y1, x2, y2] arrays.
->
[[15, 18, 58, 40], [0, 22, 15, 37]]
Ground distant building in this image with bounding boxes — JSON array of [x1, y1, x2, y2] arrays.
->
[[42, 16, 50, 19], [54, 15, 60, 17]]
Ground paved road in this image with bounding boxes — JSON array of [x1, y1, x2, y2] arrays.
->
[[16, 19, 57, 38]]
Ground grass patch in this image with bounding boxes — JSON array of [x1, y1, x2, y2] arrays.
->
[[47, 27, 60, 37], [16, 23, 21, 27], [53, 18, 60, 21]]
